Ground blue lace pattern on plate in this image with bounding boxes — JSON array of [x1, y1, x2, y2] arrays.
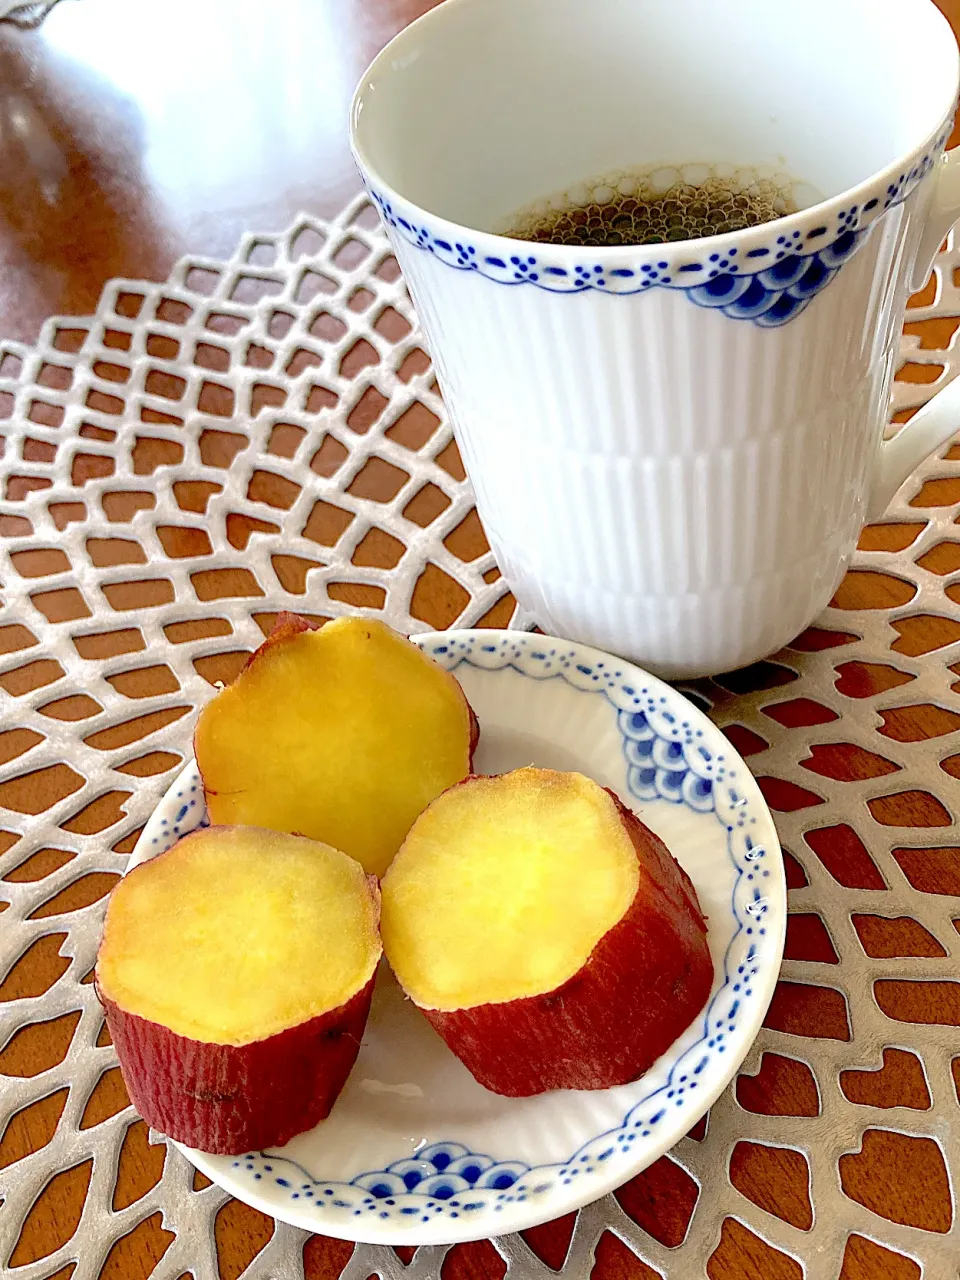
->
[[367, 125, 950, 327], [160, 632, 780, 1226], [147, 775, 205, 849]]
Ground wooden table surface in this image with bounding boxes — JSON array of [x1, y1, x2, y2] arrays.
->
[[2, 1, 960, 1277]]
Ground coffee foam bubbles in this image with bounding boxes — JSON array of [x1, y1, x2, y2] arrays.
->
[[502, 163, 817, 247]]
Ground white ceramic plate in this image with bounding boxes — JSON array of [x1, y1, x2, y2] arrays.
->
[[129, 628, 785, 1246]]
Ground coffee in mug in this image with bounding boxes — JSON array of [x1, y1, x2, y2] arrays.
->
[[505, 164, 807, 247]]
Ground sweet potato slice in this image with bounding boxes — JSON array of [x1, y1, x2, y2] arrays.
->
[[381, 768, 713, 1096], [96, 825, 381, 1154], [195, 615, 476, 877]]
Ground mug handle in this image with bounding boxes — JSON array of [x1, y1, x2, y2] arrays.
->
[[869, 148, 960, 519]]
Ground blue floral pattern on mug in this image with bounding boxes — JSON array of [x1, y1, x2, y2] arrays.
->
[[367, 124, 950, 327]]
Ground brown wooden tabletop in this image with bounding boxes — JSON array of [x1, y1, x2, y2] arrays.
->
[[2, 1, 960, 1277]]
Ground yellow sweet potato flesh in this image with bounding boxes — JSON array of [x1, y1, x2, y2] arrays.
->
[[97, 826, 380, 1045], [380, 768, 639, 1010], [194, 617, 473, 877]]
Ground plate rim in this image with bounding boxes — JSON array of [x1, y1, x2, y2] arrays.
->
[[127, 627, 786, 1245]]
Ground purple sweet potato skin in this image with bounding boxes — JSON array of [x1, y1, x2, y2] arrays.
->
[[98, 977, 374, 1155]]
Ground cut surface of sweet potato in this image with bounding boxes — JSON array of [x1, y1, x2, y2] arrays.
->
[[96, 825, 381, 1153], [195, 615, 475, 876], [382, 767, 713, 1096], [98, 825, 379, 1043], [382, 769, 639, 1009]]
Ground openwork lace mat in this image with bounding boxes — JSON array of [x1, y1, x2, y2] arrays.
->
[[1, 194, 959, 1279]]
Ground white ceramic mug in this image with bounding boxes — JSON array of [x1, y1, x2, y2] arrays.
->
[[351, 0, 960, 678]]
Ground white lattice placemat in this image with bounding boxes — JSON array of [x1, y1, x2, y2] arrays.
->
[[1, 195, 959, 1278]]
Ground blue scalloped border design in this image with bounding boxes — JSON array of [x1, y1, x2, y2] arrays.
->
[[171, 632, 783, 1227], [367, 125, 950, 326]]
